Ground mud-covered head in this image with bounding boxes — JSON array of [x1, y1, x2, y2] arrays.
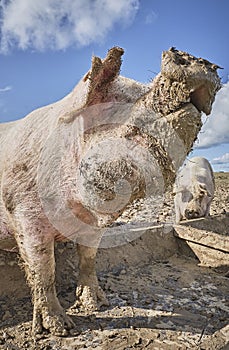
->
[[184, 183, 213, 219], [151, 47, 222, 117], [72, 46, 221, 117]]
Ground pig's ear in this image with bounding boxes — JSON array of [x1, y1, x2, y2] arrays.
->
[[84, 46, 124, 106]]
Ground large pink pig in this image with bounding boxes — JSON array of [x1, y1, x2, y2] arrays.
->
[[0, 47, 221, 335]]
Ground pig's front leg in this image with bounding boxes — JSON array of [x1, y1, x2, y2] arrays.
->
[[72, 245, 109, 312], [13, 211, 74, 335], [204, 201, 212, 217], [174, 193, 182, 223]]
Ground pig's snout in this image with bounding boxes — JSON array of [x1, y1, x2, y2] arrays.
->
[[185, 208, 200, 219]]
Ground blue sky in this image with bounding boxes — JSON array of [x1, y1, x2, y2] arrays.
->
[[0, 0, 228, 171]]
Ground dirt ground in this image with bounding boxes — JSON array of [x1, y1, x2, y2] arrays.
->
[[0, 172, 228, 350]]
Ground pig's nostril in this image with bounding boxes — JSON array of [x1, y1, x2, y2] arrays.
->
[[185, 209, 200, 219], [185, 209, 191, 218], [185, 209, 197, 218]]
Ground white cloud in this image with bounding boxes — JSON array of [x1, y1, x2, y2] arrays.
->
[[145, 11, 158, 25], [195, 80, 229, 148], [212, 153, 229, 164], [0, 0, 139, 52], [0, 85, 12, 92]]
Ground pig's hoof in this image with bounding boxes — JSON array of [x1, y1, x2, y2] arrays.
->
[[43, 313, 74, 336], [33, 310, 75, 336], [71, 285, 109, 312]]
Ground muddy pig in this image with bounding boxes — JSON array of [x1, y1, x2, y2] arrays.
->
[[0, 47, 221, 335]]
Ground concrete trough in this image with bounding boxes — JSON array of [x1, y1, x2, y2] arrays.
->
[[173, 215, 229, 267]]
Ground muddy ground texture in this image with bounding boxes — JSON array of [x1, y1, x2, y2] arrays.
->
[[0, 172, 228, 350]]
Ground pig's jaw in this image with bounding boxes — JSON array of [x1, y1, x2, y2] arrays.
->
[[190, 85, 213, 116]]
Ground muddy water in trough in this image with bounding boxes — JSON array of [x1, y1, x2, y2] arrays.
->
[[0, 173, 228, 349]]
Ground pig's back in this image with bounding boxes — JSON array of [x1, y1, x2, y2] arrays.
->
[[175, 157, 214, 190], [190, 157, 215, 194]]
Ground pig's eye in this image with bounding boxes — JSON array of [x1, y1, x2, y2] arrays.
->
[[199, 190, 206, 197]]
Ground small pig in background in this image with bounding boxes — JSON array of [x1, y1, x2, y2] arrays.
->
[[174, 157, 215, 223]]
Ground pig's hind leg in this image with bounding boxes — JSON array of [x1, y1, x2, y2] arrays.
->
[[71, 244, 109, 312], [13, 211, 74, 335]]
